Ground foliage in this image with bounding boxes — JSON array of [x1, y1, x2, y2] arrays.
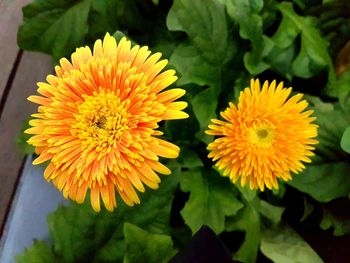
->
[[16, 0, 350, 262], [260, 225, 323, 263]]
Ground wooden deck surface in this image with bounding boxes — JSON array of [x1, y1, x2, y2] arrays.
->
[[0, 0, 52, 235]]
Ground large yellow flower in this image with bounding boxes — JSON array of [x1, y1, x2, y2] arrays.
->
[[26, 33, 188, 212], [206, 79, 318, 191]]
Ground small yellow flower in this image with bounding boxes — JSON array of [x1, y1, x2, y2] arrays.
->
[[206, 79, 318, 191], [26, 33, 188, 212]]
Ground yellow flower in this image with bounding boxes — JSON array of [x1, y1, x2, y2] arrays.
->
[[26, 33, 188, 212], [206, 79, 318, 191]]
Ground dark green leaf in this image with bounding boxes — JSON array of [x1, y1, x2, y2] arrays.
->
[[180, 168, 243, 234], [289, 97, 350, 202], [123, 223, 177, 263], [88, 0, 140, 40], [222, 0, 270, 74], [340, 127, 350, 154], [261, 225, 323, 263], [225, 197, 260, 263], [47, 203, 100, 263], [169, 41, 221, 86], [320, 208, 350, 236], [46, 170, 179, 263], [310, 99, 349, 158], [15, 240, 60, 263], [191, 87, 219, 136], [167, 0, 233, 65], [259, 200, 285, 225], [276, 2, 335, 83], [18, 0, 91, 60], [335, 71, 350, 113], [177, 148, 203, 169], [289, 159, 350, 202]]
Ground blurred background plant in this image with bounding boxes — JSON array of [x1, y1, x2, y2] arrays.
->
[[16, 0, 350, 262]]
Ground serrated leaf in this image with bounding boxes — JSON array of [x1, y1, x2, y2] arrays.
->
[[180, 168, 243, 234], [47, 203, 100, 263], [311, 100, 349, 158], [18, 0, 91, 61], [167, 0, 235, 86], [94, 170, 180, 262], [320, 208, 350, 236], [167, 0, 233, 65], [45, 171, 179, 263], [222, 0, 270, 74], [123, 223, 177, 263], [275, 2, 335, 83], [225, 197, 260, 263], [288, 97, 350, 202], [261, 225, 323, 263], [15, 240, 60, 263]]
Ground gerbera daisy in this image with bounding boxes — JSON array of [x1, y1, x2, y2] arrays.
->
[[206, 79, 318, 191], [26, 33, 188, 212]]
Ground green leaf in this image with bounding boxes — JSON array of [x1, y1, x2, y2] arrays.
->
[[47, 203, 100, 263], [191, 87, 219, 133], [46, 170, 179, 263], [94, 169, 180, 262], [259, 200, 285, 225], [225, 197, 260, 263], [320, 208, 350, 236], [15, 240, 60, 263], [180, 168, 243, 234], [167, 0, 235, 86], [340, 127, 350, 154], [289, 97, 350, 202], [18, 0, 91, 60], [222, 0, 270, 74], [311, 100, 349, 158], [335, 71, 350, 113], [289, 160, 350, 202], [177, 148, 203, 169], [123, 223, 177, 263], [92, 228, 125, 263], [88, 0, 139, 39], [167, 0, 233, 65], [264, 40, 295, 80], [260, 225, 323, 263], [169, 42, 221, 86], [275, 2, 335, 83]]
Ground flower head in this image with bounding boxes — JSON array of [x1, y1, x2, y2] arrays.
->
[[206, 79, 318, 191], [26, 33, 188, 211]]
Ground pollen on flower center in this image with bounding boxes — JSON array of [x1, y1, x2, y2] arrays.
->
[[247, 124, 276, 148], [72, 91, 130, 152], [257, 129, 268, 138]]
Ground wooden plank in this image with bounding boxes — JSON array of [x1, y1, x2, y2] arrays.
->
[[0, 0, 31, 100], [0, 52, 52, 234]]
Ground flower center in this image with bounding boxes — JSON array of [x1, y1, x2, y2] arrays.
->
[[72, 91, 130, 152], [248, 124, 275, 148]]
